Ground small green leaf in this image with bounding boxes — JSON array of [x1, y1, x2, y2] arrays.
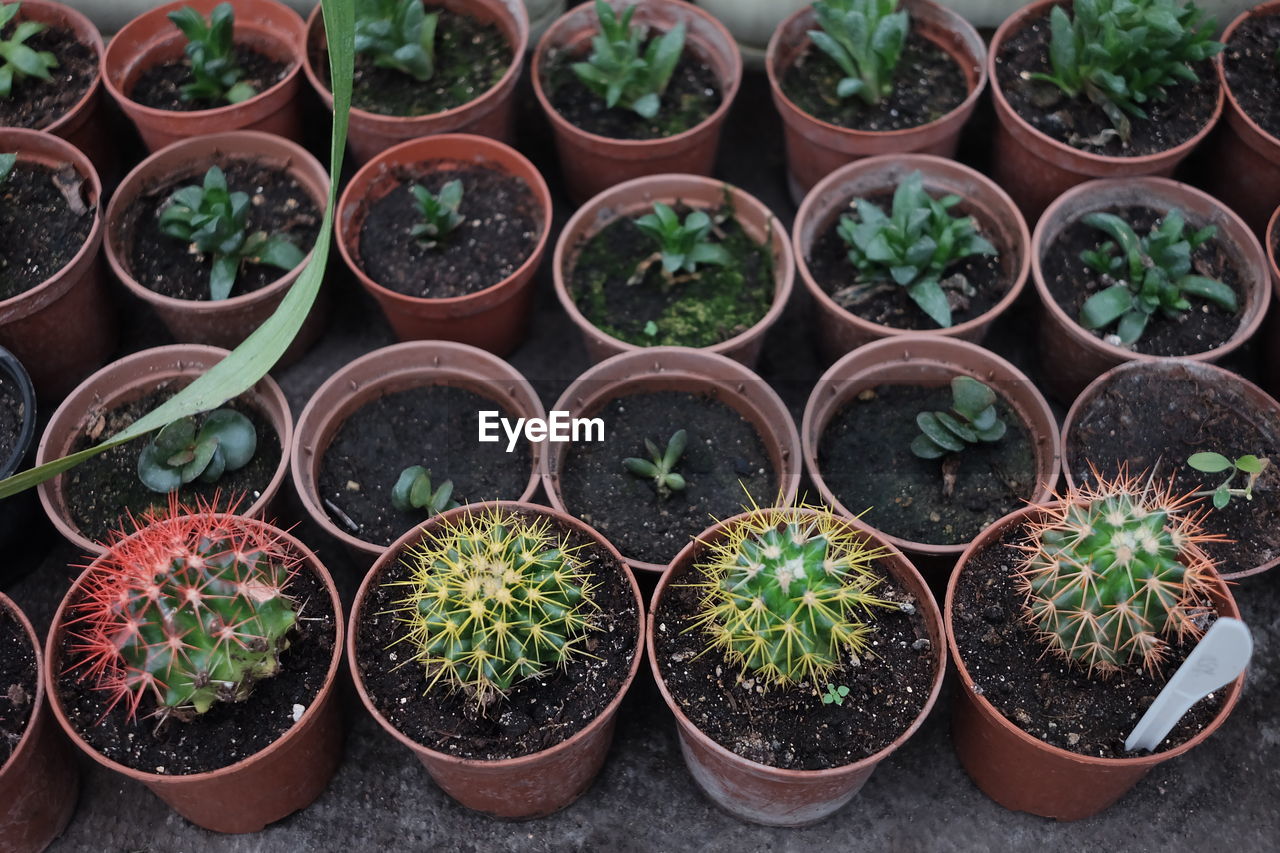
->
[[917, 413, 965, 453], [951, 376, 996, 419], [1213, 487, 1231, 510], [392, 466, 426, 512], [1235, 455, 1265, 475], [1079, 285, 1134, 330], [1188, 452, 1232, 474]]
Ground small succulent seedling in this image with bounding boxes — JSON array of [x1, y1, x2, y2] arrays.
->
[[1028, 0, 1222, 142], [572, 0, 686, 120], [1078, 209, 1236, 345], [807, 0, 908, 105], [822, 683, 850, 705], [623, 429, 687, 499], [137, 409, 257, 494], [835, 171, 996, 328], [168, 2, 257, 105], [1188, 451, 1270, 509], [391, 465, 459, 515], [159, 165, 306, 301], [911, 376, 1007, 460], [0, 151, 15, 184], [0, 2, 56, 97], [409, 179, 464, 249], [632, 203, 730, 283], [354, 0, 439, 82]]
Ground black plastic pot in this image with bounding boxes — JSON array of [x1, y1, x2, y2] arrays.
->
[[0, 346, 49, 584]]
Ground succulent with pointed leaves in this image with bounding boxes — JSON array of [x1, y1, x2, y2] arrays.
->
[[623, 429, 687, 499], [354, 0, 440, 82], [167, 3, 257, 105], [807, 0, 908, 106], [572, 0, 686, 120], [137, 409, 257, 494], [409, 179, 464, 249], [0, 2, 57, 98], [1188, 451, 1270, 509], [911, 376, 1007, 459], [391, 465, 459, 516], [633, 203, 730, 279]]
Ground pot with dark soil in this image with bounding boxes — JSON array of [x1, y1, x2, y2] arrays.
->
[[349, 501, 644, 818], [803, 335, 1060, 578], [0, 345, 47, 585], [292, 340, 546, 565], [105, 131, 329, 364], [102, 0, 307, 153], [542, 347, 802, 574], [0, 592, 79, 853], [648, 505, 945, 826], [45, 508, 344, 833], [553, 173, 793, 366], [304, 0, 528, 165], [945, 476, 1246, 819], [766, 0, 987, 202], [1031, 176, 1270, 402], [336, 134, 552, 354], [794, 153, 1030, 359], [989, 0, 1225, 219], [35, 344, 293, 556], [532, 0, 742, 202]]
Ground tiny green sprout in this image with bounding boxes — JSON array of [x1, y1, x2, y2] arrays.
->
[[409, 179, 464, 249], [391, 466, 460, 516], [0, 152, 15, 185], [807, 0, 908, 106], [0, 3, 57, 99], [623, 429, 687, 499], [354, 0, 439, 82], [643, 320, 659, 337], [1188, 451, 1270, 509], [137, 409, 257, 494], [911, 376, 1007, 460], [632, 203, 731, 283], [167, 3, 258, 105], [822, 683, 850, 705], [572, 0, 686, 120]]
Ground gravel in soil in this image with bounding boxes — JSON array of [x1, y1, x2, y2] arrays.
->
[[0, 603, 36, 766], [129, 45, 290, 111], [0, 161, 94, 301], [0, 372, 27, 466], [1224, 13, 1280, 140], [0, 25, 97, 130]]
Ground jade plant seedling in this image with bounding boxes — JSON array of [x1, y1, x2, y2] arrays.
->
[[822, 683, 850, 705], [623, 429, 687, 499], [354, 0, 439, 82], [391, 465, 459, 515], [137, 409, 257, 494], [168, 2, 258, 105], [1078, 209, 1236, 345], [409, 179, 464, 249], [572, 0, 686, 120], [911, 376, 1007, 460], [0, 2, 57, 97], [0, 152, 14, 184], [1188, 451, 1270, 509], [807, 0, 908, 105], [632, 203, 730, 284]]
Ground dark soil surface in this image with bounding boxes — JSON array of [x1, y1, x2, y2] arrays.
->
[[1067, 369, 1280, 575], [63, 387, 282, 544], [124, 158, 321, 301], [129, 45, 290, 111], [56, 563, 335, 775], [996, 11, 1219, 156], [951, 521, 1225, 758], [0, 25, 97, 130], [818, 384, 1038, 546], [654, 562, 935, 770], [1224, 13, 1280, 139], [357, 165, 541, 299], [0, 602, 36, 766], [317, 384, 535, 548], [0, 161, 94, 301], [1042, 206, 1244, 357], [806, 191, 1010, 330], [0, 372, 26, 467], [570, 203, 774, 348], [355, 512, 639, 760], [781, 32, 967, 131], [559, 391, 775, 566]]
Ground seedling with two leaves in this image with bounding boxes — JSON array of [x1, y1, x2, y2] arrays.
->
[[391, 465, 459, 515], [0, 2, 57, 98], [168, 2, 258, 105], [911, 376, 1006, 460], [136, 408, 257, 493], [409, 179, 464, 249], [623, 429, 687, 499], [822, 683, 850, 706], [572, 0, 686, 120], [1188, 451, 1270, 509], [354, 0, 439, 82], [807, 0, 908, 106]]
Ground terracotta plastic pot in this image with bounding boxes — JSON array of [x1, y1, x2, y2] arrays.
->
[[945, 503, 1246, 820], [802, 335, 1061, 580], [0, 593, 79, 853], [648, 507, 947, 826], [0, 128, 113, 401], [348, 500, 645, 819], [553, 173, 794, 366], [542, 347, 803, 574], [1268, 205, 1280, 395], [767, 0, 987, 203], [35, 344, 295, 556], [304, 0, 529, 165], [102, 0, 307, 152], [1031, 177, 1271, 403], [291, 341, 546, 566], [793, 153, 1031, 360], [44, 514, 344, 833], [532, 0, 743, 202], [0, 347, 47, 586], [990, 0, 1225, 220], [336, 134, 552, 354]]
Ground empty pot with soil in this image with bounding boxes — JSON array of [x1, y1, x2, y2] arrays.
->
[[304, 0, 529, 165], [291, 340, 546, 565], [553, 173, 794, 366], [35, 344, 294, 556], [794, 153, 1031, 359], [336, 134, 552, 354], [766, 0, 987, 201], [349, 501, 645, 819], [0, 345, 48, 585], [648, 505, 946, 826], [542, 347, 802, 575], [1031, 176, 1270, 402], [45, 510, 345, 833], [102, 0, 307, 152], [533, 0, 742, 202]]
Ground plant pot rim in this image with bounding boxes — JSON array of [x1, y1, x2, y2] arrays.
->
[[0, 592, 46, 778], [1031, 176, 1271, 366], [102, 0, 305, 123], [42, 512, 344, 784], [17, 0, 105, 137], [0, 346, 37, 478], [551, 173, 795, 359], [647, 506, 948, 777], [990, 0, 1224, 169], [1217, 1, 1280, 151], [335, 133, 553, 309], [347, 499, 646, 771], [945, 502, 1245, 768], [290, 340, 546, 558], [104, 130, 327, 313], [531, 0, 744, 150], [1269, 205, 1279, 293], [793, 152, 1031, 341]]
